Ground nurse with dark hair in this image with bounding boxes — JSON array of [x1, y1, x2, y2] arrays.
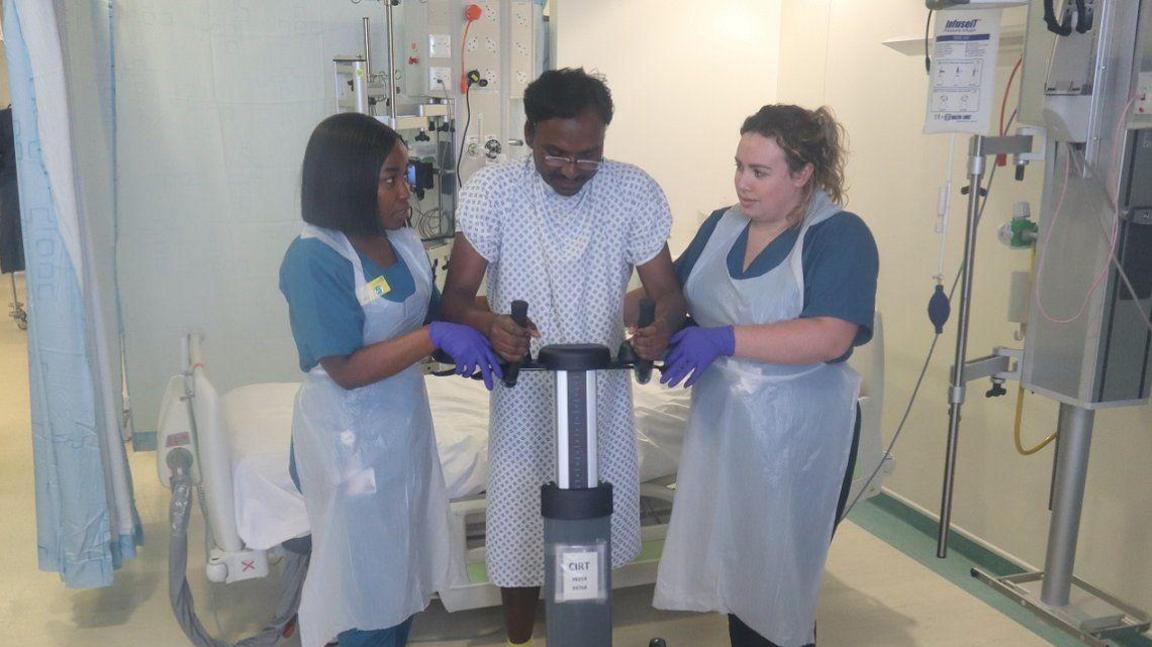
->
[[279, 113, 501, 647]]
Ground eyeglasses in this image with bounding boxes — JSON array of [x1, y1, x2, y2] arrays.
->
[[541, 154, 602, 171]]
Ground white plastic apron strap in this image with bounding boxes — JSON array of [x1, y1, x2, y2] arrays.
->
[[300, 224, 376, 306]]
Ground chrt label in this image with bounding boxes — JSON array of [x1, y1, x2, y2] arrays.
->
[[559, 550, 600, 601]]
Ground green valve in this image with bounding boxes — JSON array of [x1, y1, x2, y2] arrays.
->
[[999, 203, 1038, 249], [1007, 218, 1038, 248]]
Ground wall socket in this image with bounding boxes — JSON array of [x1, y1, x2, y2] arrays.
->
[[428, 34, 451, 59], [428, 66, 452, 92]]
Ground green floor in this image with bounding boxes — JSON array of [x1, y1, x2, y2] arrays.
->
[[459, 491, 1149, 645], [847, 494, 1152, 647]]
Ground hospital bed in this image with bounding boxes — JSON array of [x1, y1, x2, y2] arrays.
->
[[159, 316, 889, 616]]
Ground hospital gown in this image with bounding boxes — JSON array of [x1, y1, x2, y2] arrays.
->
[[457, 156, 672, 587]]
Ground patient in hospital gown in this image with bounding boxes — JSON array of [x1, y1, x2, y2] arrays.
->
[[440, 67, 685, 645]]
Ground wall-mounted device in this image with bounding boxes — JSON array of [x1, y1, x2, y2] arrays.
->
[[333, 0, 544, 244]]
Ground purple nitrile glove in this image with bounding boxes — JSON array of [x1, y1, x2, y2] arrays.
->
[[659, 325, 736, 388], [429, 321, 504, 390]]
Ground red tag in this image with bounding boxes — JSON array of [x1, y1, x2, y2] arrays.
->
[[166, 432, 190, 448]]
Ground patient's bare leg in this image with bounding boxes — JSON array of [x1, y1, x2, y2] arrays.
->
[[501, 586, 540, 643]]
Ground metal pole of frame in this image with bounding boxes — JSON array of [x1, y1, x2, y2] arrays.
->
[[936, 134, 1031, 557], [937, 134, 986, 558], [540, 345, 614, 647], [383, 0, 398, 124], [1040, 404, 1095, 607]]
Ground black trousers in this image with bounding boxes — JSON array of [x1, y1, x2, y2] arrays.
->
[[727, 405, 863, 647], [0, 107, 23, 275]]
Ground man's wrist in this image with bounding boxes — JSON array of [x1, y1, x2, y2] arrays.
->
[[481, 310, 501, 337]]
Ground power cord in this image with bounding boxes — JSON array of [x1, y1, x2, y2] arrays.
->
[[454, 5, 482, 188], [924, 10, 934, 75], [456, 83, 472, 188]]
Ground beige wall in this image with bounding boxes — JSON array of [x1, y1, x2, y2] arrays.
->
[[552, 0, 782, 253], [779, 0, 1152, 612], [0, 48, 9, 108], [553, 0, 1152, 617]]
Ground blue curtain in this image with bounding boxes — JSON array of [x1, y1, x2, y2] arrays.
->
[[5, 0, 141, 588]]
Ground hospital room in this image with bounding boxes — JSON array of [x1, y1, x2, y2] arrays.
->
[[3, 0, 1152, 645]]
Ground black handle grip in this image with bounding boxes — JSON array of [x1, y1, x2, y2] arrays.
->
[[634, 298, 656, 385], [510, 300, 528, 327], [503, 300, 530, 387]]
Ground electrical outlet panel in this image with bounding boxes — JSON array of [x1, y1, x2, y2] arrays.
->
[[367, 0, 541, 182], [463, 0, 500, 92], [429, 34, 452, 59], [509, 0, 534, 96], [401, 1, 455, 97], [429, 66, 452, 92]]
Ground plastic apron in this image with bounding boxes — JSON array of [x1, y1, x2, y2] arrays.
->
[[653, 192, 860, 647], [292, 224, 449, 647]]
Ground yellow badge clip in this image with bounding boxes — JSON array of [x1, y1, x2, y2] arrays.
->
[[365, 276, 392, 300]]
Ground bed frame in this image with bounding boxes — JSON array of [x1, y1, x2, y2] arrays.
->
[[159, 315, 888, 610]]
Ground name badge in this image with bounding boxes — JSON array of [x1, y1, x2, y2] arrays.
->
[[363, 276, 392, 303]]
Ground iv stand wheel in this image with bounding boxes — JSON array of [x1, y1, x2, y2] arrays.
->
[[9, 302, 26, 330], [8, 272, 26, 330]]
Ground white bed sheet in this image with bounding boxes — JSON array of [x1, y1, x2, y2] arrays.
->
[[224, 375, 689, 551]]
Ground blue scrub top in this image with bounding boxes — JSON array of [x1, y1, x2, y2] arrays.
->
[[279, 236, 440, 372], [674, 207, 878, 361]]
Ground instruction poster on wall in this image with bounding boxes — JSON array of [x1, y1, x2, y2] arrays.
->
[[924, 9, 1003, 135]]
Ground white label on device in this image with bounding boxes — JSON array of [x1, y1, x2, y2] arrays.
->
[[555, 544, 607, 602]]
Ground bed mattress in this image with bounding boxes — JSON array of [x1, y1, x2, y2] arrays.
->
[[224, 374, 689, 550]]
